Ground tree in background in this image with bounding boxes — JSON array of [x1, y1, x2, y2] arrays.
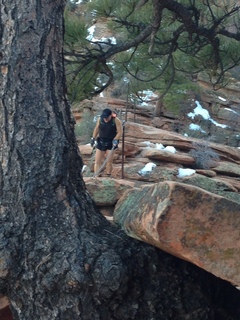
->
[[64, 0, 240, 115]]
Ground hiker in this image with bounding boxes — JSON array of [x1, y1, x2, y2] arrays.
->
[[91, 108, 123, 177]]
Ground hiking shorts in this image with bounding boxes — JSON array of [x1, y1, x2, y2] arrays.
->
[[96, 138, 113, 151]]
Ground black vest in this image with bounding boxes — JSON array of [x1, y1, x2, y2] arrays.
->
[[99, 117, 116, 141]]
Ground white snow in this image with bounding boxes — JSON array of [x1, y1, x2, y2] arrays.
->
[[177, 168, 196, 178], [81, 164, 87, 173], [164, 146, 176, 153], [138, 162, 156, 175], [87, 25, 117, 44], [224, 108, 240, 116], [189, 123, 206, 133], [218, 96, 227, 101], [155, 143, 165, 150], [141, 142, 176, 153], [188, 100, 228, 128], [188, 101, 210, 120]]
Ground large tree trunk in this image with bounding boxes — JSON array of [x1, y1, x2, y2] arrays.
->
[[0, 0, 109, 318], [1, 1, 240, 320]]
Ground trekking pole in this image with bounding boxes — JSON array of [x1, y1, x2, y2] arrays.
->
[[121, 121, 125, 179], [93, 146, 115, 178], [121, 83, 129, 179]]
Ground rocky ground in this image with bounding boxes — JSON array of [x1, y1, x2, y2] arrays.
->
[[78, 91, 240, 289]]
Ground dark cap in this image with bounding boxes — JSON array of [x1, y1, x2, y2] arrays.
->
[[101, 108, 112, 118]]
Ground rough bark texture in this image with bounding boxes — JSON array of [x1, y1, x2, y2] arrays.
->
[[1, 1, 240, 320]]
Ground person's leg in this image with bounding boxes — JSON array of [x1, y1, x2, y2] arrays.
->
[[94, 149, 105, 174], [105, 149, 115, 175]]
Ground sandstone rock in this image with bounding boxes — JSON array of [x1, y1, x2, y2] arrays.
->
[[195, 169, 217, 177], [213, 176, 240, 192], [177, 172, 237, 192], [151, 117, 180, 130], [84, 177, 138, 206], [79, 144, 93, 156], [176, 173, 240, 204], [113, 181, 240, 287], [198, 78, 240, 104], [124, 163, 178, 182], [212, 161, 240, 176], [141, 148, 195, 165], [117, 141, 141, 157], [125, 122, 240, 162]]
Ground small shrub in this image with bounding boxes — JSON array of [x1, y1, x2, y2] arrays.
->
[[75, 112, 96, 143], [189, 142, 220, 169]]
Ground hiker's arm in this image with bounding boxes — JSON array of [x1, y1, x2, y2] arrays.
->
[[114, 118, 123, 140], [92, 118, 100, 139]]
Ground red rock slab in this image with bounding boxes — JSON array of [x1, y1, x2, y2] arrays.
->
[[141, 148, 195, 165], [114, 181, 240, 287]]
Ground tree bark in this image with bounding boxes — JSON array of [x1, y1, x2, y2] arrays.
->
[[154, 97, 163, 117], [1, 1, 240, 320]]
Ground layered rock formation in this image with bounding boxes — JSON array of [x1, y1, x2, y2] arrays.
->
[[114, 180, 240, 287], [80, 119, 240, 288]]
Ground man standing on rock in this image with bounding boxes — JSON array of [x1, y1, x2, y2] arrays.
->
[[91, 108, 123, 177]]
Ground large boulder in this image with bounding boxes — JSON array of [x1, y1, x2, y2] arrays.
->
[[84, 177, 138, 206], [113, 181, 240, 287], [176, 173, 240, 204]]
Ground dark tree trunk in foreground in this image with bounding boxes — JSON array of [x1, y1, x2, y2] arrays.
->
[[1, 1, 240, 319]]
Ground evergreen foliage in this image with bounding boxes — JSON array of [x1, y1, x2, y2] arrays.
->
[[64, 0, 240, 104]]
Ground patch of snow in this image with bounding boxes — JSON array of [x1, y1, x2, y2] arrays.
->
[[164, 146, 176, 153], [138, 162, 156, 175], [210, 119, 228, 128], [87, 25, 117, 44], [140, 141, 156, 148], [224, 108, 240, 116], [189, 123, 206, 133], [155, 143, 165, 150], [218, 96, 227, 101], [81, 165, 87, 173], [188, 101, 210, 120], [177, 168, 196, 178], [188, 100, 228, 128]]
